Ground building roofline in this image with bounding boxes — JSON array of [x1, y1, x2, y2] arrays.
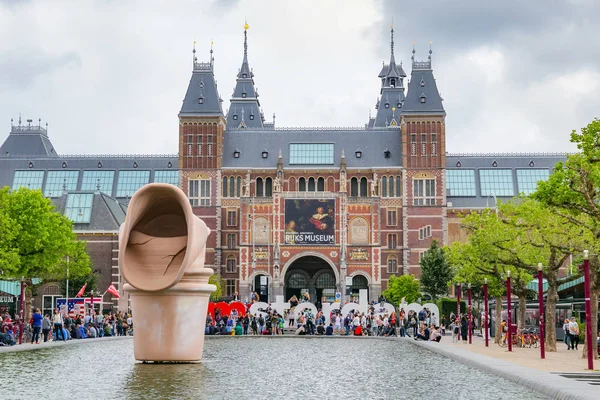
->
[[446, 152, 569, 157]]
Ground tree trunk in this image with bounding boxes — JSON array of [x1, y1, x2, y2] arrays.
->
[[545, 282, 558, 352], [518, 293, 527, 330], [495, 296, 503, 344]]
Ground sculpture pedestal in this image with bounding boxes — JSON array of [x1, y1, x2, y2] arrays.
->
[[124, 267, 215, 362]]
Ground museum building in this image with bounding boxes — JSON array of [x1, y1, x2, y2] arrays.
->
[[0, 27, 566, 310]]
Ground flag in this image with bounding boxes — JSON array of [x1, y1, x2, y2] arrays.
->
[[75, 284, 87, 298], [106, 284, 120, 298]]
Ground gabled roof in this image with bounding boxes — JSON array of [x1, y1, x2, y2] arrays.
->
[[54, 191, 127, 232], [373, 88, 405, 128], [0, 123, 58, 157], [402, 62, 444, 114], [179, 48, 223, 117]]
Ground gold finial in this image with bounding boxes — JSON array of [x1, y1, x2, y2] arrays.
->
[[244, 21, 249, 30], [193, 40, 197, 45], [392, 107, 396, 112]]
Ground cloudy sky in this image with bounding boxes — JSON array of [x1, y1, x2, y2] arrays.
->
[[1, 0, 598, 155]]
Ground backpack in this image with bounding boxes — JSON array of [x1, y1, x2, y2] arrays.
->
[[453, 326, 460, 334], [258, 316, 265, 325]]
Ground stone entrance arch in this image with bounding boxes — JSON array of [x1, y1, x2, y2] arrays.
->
[[282, 252, 338, 309]]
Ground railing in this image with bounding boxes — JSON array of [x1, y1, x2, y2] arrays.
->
[[11, 125, 47, 135], [194, 61, 212, 71], [412, 60, 431, 70], [280, 191, 339, 199], [0, 153, 179, 159], [446, 152, 569, 157], [226, 126, 397, 132]]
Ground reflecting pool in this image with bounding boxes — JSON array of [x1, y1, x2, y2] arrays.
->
[[0, 337, 545, 400]]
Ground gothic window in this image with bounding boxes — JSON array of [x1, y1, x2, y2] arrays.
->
[[299, 177, 306, 192], [381, 176, 387, 197], [265, 177, 272, 196], [388, 176, 394, 197], [395, 176, 401, 197], [236, 176, 242, 196], [360, 177, 368, 197], [256, 177, 264, 197], [308, 177, 316, 192], [229, 176, 235, 197], [317, 177, 325, 191], [350, 177, 358, 197], [222, 176, 228, 197]]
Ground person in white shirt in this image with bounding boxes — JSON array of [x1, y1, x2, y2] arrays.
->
[[568, 317, 580, 350]]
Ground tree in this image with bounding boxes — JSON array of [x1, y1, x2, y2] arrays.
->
[[209, 274, 222, 301], [0, 187, 91, 281], [533, 118, 600, 359], [60, 271, 99, 298], [420, 240, 454, 300], [382, 274, 421, 305]]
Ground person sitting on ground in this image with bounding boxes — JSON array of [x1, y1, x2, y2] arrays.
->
[[295, 324, 306, 335], [317, 323, 325, 335], [103, 323, 112, 337], [78, 324, 88, 339], [430, 326, 442, 342], [89, 324, 97, 338], [326, 323, 334, 336], [415, 325, 430, 341], [354, 324, 363, 336]]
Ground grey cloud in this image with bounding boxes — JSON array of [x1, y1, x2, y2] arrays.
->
[[0, 49, 81, 90]]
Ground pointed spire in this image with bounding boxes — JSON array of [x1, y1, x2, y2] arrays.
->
[[411, 42, 416, 62], [192, 40, 197, 68], [210, 39, 214, 68], [390, 21, 395, 64], [428, 41, 433, 64], [243, 25, 248, 64]]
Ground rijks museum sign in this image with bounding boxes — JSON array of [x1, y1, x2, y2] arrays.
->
[[284, 199, 336, 245]]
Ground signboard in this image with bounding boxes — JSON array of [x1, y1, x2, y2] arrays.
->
[[335, 292, 341, 302], [284, 199, 336, 245], [345, 277, 353, 286], [350, 248, 369, 261]]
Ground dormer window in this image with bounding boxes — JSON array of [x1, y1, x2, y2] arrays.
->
[[492, 160, 498, 167], [199, 80, 204, 88], [355, 148, 362, 158], [249, 114, 255, 120], [385, 103, 390, 109], [420, 79, 425, 87], [233, 114, 238, 120], [62, 161, 68, 168], [420, 93, 426, 103], [242, 73, 247, 78], [397, 103, 402, 108], [242, 92, 247, 98], [233, 149, 241, 158], [198, 96, 204, 104], [390, 78, 396, 87], [262, 149, 269, 159], [384, 149, 391, 158]]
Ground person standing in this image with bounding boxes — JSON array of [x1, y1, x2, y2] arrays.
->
[[568, 317, 580, 350], [30, 308, 43, 344], [52, 309, 65, 341], [460, 316, 468, 343], [563, 318, 571, 350], [42, 314, 52, 342]]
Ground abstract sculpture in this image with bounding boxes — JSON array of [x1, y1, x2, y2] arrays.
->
[[121, 183, 215, 362]]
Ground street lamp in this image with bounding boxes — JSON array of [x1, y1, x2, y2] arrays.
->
[[468, 283, 472, 344], [483, 278, 489, 347], [537, 263, 545, 359], [583, 250, 593, 370], [456, 283, 461, 319], [507, 270, 512, 352]]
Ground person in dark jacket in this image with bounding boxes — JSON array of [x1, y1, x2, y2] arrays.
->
[[30, 308, 43, 344], [460, 316, 468, 343]]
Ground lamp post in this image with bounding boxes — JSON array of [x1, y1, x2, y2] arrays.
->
[[537, 263, 545, 359], [18, 280, 25, 345], [468, 283, 472, 344], [507, 270, 512, 352], [583, 250, 593, 370], [484, 278, 489, 347], [456, 283, 461, 319], [90, 290, 95, 316]]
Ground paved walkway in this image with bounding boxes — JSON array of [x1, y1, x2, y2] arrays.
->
[[408, 336, 600, 400], [0, 335, 131, 354]]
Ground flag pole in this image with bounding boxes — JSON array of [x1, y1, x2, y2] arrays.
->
[[65, 256, 70, 316]]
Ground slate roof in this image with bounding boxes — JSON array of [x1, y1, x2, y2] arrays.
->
[[53, 191, 127, 232], [373, 88, 405, 128], [0, 124, 58, 157], [179, 56, 223, 117], [222, 128, 402, 169], [402, 61, 445, 114]]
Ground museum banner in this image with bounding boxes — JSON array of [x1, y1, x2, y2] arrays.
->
[[284, 199, 335, 245]]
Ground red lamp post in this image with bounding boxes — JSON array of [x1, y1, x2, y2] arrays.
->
[[468, 283, 472, 344], [90, 290, 94, 316], [484, 278, 489, 347], [457, 283, 461, 319], [537, 263, 545, 359], [583, 250, 593, 370], [18, 280, 25, 345], [507, 270, 512, 352]]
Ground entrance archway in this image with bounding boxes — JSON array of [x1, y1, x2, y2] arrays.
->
[[284, 255, 337, 309]]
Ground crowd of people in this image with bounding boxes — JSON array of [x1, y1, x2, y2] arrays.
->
[[1, 308, 133, 346]]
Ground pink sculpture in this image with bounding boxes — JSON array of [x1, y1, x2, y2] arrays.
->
[[121, 183, 215, 362]]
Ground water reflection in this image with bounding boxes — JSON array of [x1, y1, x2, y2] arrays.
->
[[126, 363, 209, 400]]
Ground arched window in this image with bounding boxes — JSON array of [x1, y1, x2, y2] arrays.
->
[[229, 176, 235, 197], [395, 176, 401, 197], [388, 176, 394, 197], [237, 176, 242, 197], [381, 176, 387, 197], [317, 177, 325, 192], [299, 177, 306, 192], [308, 177, 315, 192], [222, 176, 228, 197], [265, 177, 273, 196], [287, 272, 309, 288], [256, 177, 264, 197], [315, 272, 336, 289], [350, 177, 358, 197], [387, 256, 398, 274], [352, 275, 369, 289], [226, 255, 236, 273], [360, 177, 368, 197]]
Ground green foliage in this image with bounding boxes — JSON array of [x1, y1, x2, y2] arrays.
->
[[0, 187, 91, 280], [59, 272, 99, 298], [420, 240, 454, 300], [437, 298, 466, 321], [209, 274, 222, 301], [382, 274, 421, 305]]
